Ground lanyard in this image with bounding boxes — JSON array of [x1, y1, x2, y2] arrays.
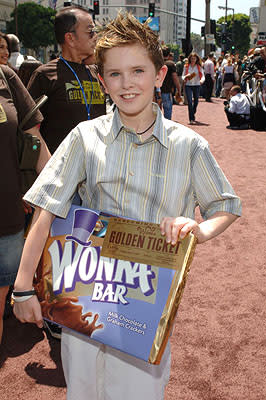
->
[[60, 56, 94, 120]]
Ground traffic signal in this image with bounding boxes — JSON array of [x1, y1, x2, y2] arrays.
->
[[148, 3, 155, 17], [210, 19, 216, 35], [201, 26, 205, 37], [93, 0, 99, 15], [221, 33, 227, 45]]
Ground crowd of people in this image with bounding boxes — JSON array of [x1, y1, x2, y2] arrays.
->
[[0, 6, 264, 399], [153, 45, 265, 129]]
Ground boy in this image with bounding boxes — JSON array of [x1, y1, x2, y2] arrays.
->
[[224, 85, 250, 130], [13, 13, 241, 400]]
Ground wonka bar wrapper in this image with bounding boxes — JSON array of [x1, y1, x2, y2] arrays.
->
[[35, 205, 197, 364]]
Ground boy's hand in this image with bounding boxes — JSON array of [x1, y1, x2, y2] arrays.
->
[[160, 212, 239, 245], [13, 296, 43, 329], [160, 216, 199, 245]]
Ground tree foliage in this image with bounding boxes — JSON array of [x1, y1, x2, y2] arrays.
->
[[165, 43, 182, 61], [6, 2, 56, 51], [216, 13, 251, 56]]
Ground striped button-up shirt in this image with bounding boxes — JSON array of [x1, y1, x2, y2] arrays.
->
[[24, 105, 241, 224]]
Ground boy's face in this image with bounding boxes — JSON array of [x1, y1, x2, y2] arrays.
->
[[100, 44, 167, 120]]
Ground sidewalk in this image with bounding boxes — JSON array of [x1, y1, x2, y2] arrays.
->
[[1, 98, 265, 400]]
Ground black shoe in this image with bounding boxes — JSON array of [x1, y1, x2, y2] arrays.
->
[[43, 320, 62, 340], [239, 124, 249, 130], [226, 125, 238, 130]]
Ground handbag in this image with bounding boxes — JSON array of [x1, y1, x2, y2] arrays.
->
[[17, 124, 41, 194], [0, 66, 47, 193], [174, 93, 183, 104]]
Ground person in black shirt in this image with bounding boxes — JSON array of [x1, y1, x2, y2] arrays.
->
[[27, 5, 106, 154], [161, 46, 181, 119]]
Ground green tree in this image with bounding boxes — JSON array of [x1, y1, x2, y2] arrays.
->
[[191, 33, 204, 55], [165, 44, 182, 62], [216, 13, 251, 56], [7, 2, 56, 52]]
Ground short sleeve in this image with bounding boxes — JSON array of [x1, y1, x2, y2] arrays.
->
[[191, 141, 242, 219], [24, 127, 86, 218]]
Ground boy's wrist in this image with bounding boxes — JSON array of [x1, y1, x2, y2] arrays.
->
[[14, 280, 34, 292], [195, 223, 209, 244]]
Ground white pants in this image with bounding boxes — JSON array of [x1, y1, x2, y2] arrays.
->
[[61, 328, 171, 400]]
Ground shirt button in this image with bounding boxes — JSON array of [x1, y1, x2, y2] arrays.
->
[[129, 171, 134, 176]]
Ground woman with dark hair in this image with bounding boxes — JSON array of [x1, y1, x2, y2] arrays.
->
[[182, 52, 205, 124], [0, 32, 10, 66]]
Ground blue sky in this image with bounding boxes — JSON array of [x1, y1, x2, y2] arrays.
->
[[191, 0, 260, 34]]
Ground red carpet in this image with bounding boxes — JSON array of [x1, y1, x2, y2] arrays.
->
[[1, 98, 265, 400]]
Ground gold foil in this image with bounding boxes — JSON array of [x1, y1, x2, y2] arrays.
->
[[101, 217, 185, 270], [148, 233, 197, 364]]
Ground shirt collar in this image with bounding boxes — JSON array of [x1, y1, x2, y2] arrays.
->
[[105, 103, 170, 149]]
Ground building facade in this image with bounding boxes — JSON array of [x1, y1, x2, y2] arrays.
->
[[174, 0, 186, 46], [257, 0, 266, 46], [0, 0, 187, 46]]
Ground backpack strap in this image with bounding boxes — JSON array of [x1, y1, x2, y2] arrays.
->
[[19, 95, 48, 129], [197, 64, 203, 79]]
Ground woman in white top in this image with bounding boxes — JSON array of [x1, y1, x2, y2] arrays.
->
[[182, 52, 205, 124]]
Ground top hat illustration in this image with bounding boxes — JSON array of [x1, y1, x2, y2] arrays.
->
[[66, 208, 99, 247]]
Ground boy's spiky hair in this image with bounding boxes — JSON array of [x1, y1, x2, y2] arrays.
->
[[95, 12, 164, 75]]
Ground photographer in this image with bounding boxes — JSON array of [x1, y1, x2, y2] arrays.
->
[[253, 46, 266, 76], [224, 85, 250, 130], [243, 47, 266, 81]]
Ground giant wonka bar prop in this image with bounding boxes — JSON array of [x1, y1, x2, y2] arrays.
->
[[35, 206, 197, 364]]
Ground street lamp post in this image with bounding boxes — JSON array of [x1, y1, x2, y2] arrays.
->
[[185, 0, 191, 56], [15, 0, 18, 36], [205, 0, 211, 56], [218, 5, 234, 20], [218, 4, 235, 52]]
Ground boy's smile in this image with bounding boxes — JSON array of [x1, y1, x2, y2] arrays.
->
[[101, 44, 167, 133]]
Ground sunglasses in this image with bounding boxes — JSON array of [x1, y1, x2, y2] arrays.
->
[[69, 28, 96, 39]]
